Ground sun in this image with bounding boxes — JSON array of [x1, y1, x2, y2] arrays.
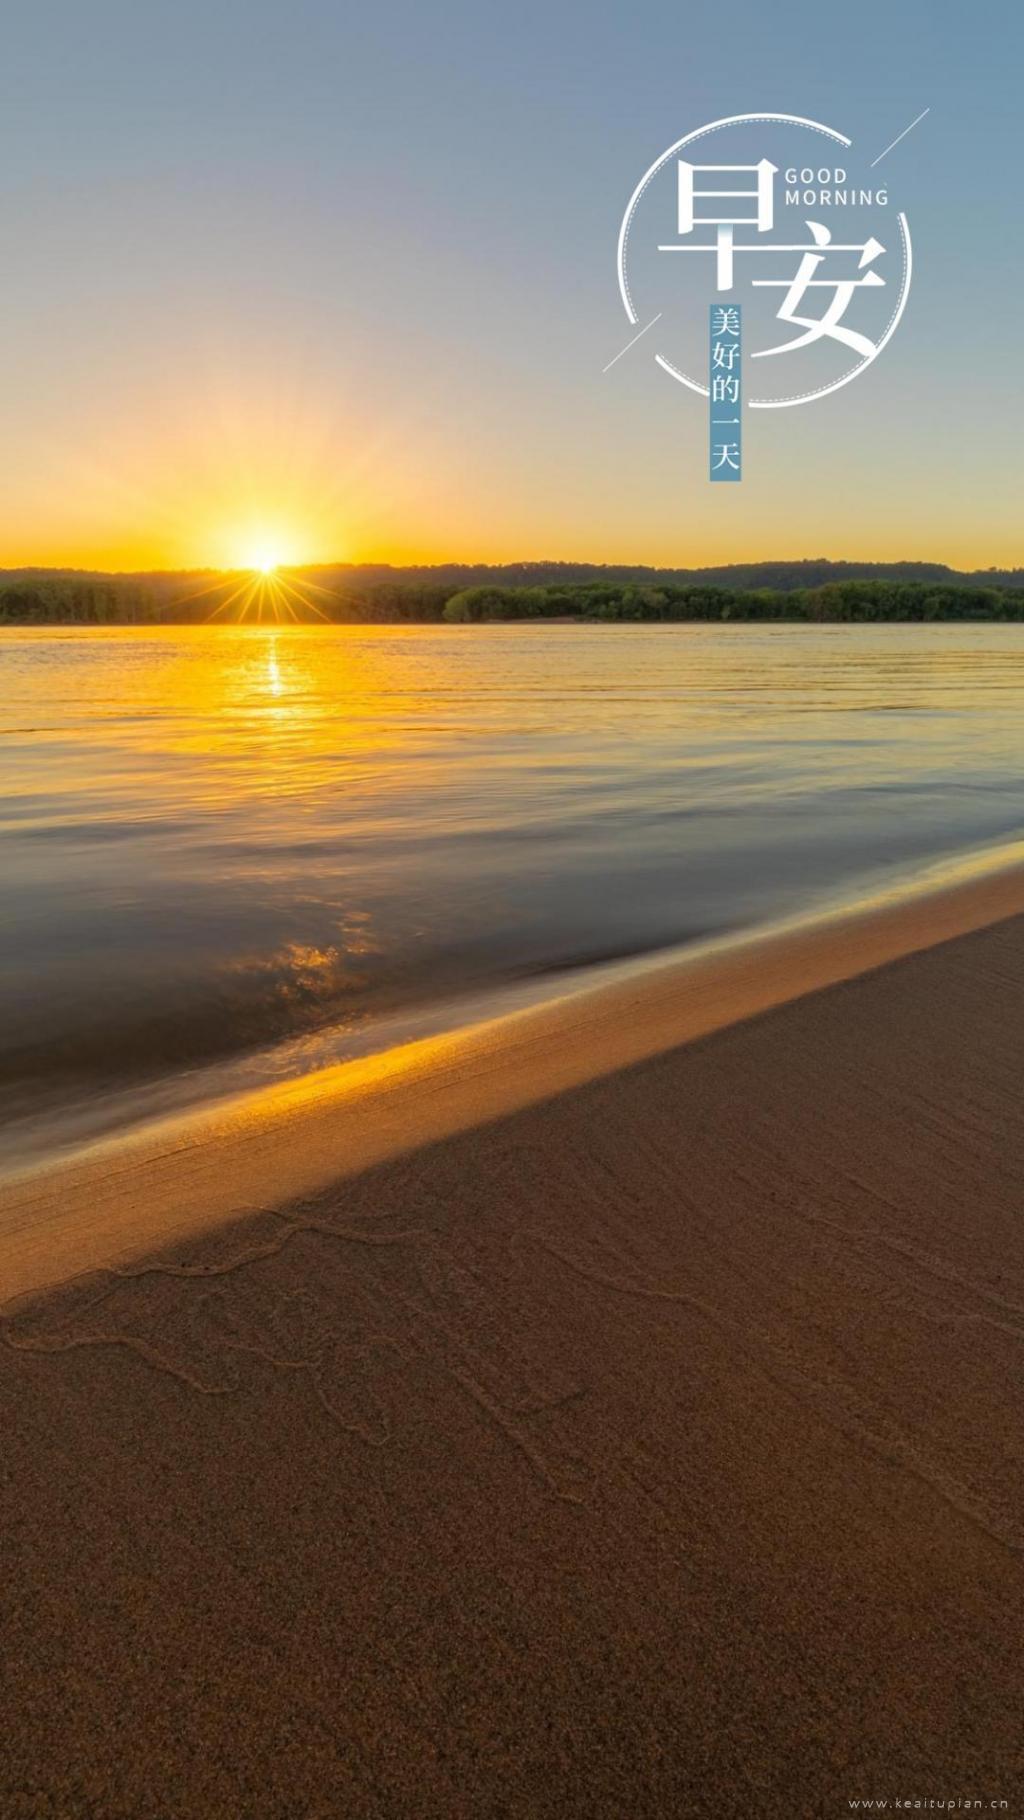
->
[[248, 546, 284, 576], [194, 523, 338, 621], [219, 519, 318, 579]]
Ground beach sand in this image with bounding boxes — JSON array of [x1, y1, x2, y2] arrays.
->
[[3, 902, 1024, 1815]]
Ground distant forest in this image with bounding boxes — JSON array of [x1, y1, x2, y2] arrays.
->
[[1, 559, 1023, 625]]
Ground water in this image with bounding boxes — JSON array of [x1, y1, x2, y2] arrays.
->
[[2, 621, 1024, 1169]]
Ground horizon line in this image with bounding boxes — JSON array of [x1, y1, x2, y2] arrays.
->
[[1, 554, 1022, 582]]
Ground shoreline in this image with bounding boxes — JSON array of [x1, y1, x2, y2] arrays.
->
[[5, 843, 1024, 1307]]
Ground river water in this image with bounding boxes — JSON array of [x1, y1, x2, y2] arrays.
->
[[3, 621, 1023, 1168]]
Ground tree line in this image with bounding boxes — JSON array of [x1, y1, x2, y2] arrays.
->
[[1, 566, 1023, 625], [442, 580, 1024, 623]]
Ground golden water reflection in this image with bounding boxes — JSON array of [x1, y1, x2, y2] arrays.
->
[[3, 620, 1024, 1160]]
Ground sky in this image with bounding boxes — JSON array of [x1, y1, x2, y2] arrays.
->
[[0, 0, 1019, 573]]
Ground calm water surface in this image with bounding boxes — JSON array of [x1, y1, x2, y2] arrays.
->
[[2, 622, 1024, 1163]]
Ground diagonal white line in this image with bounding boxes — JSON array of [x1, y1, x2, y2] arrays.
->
[[869, 107, 930, 168], [602, 312, 662, 373]]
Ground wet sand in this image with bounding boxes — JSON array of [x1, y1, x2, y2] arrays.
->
[[3, 903, 1024, 1814]]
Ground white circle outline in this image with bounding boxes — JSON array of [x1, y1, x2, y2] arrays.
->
[[617, 113, 912, 409]]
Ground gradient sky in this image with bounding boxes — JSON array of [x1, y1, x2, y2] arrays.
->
[[1, 0, 1019, 571]]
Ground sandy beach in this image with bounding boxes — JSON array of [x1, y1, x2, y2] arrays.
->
[[4, 893, 1024, 1815]]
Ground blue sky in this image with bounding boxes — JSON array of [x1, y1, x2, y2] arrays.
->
[[0, 0, 1018, 569]]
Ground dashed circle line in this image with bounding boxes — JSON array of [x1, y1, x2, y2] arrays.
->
[[617, 116, 910, 411]]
